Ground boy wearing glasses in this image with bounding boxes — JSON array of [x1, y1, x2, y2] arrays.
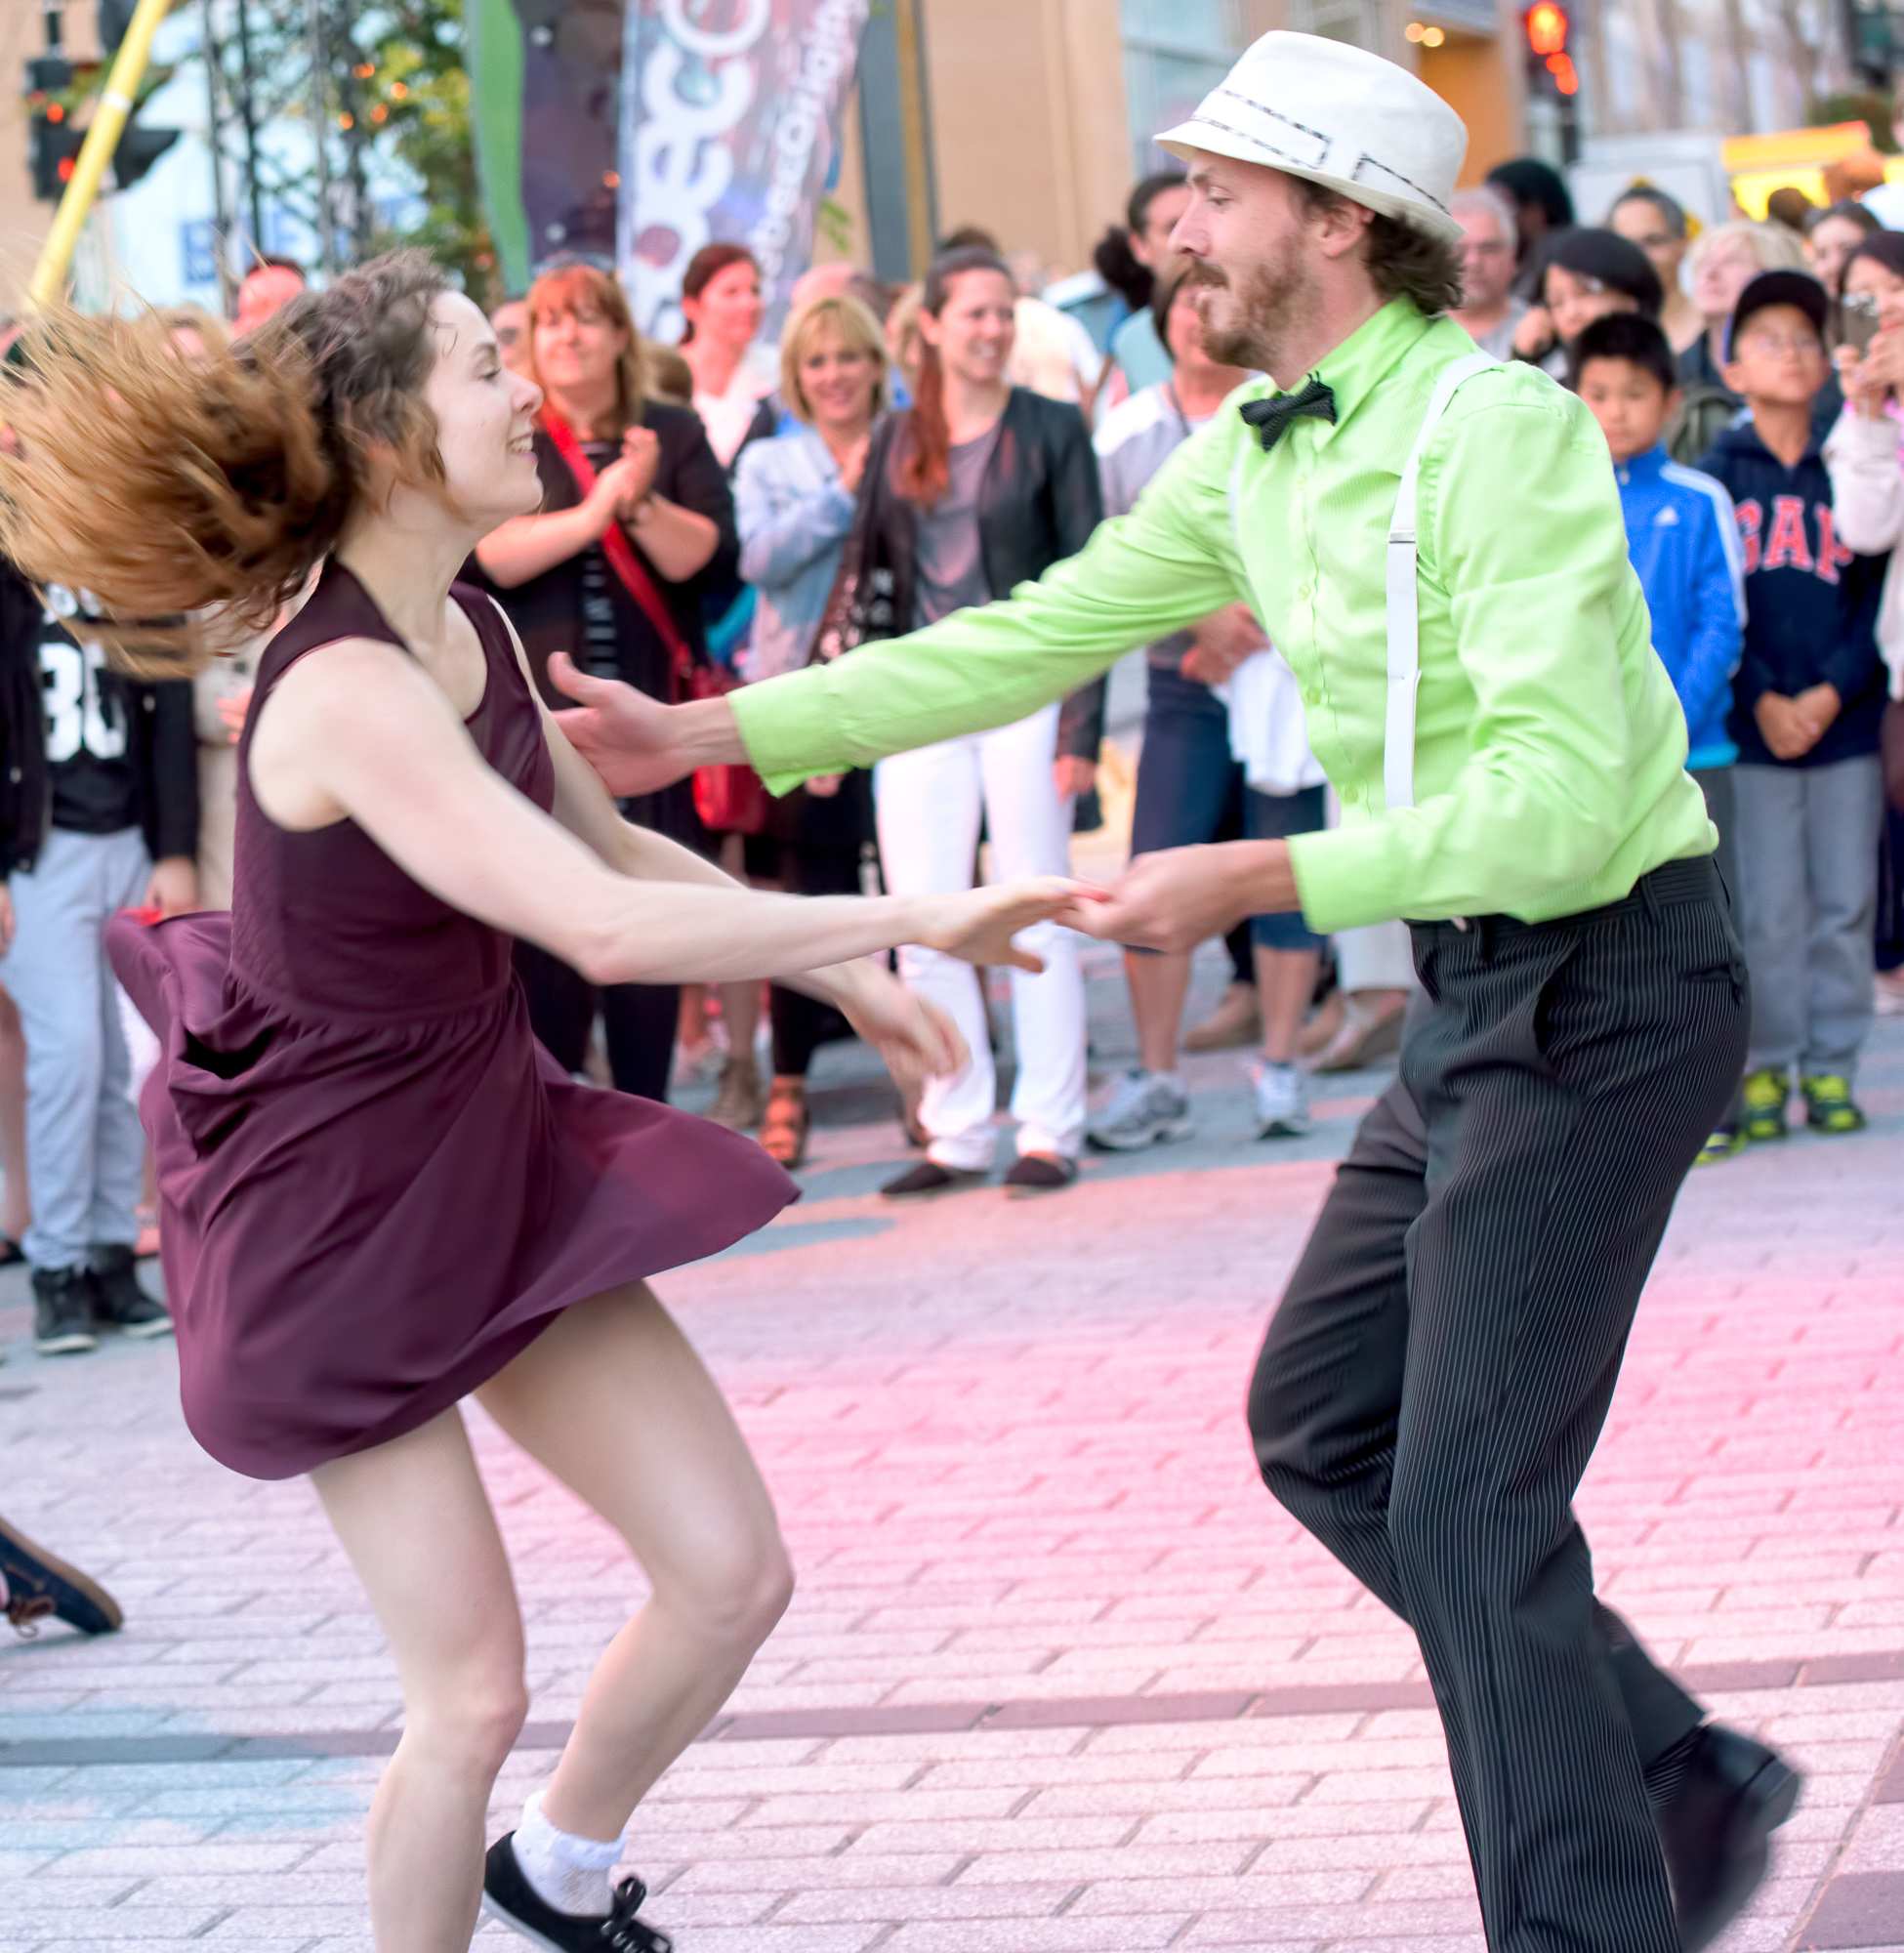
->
[[1696, 270, 1887, 1141]]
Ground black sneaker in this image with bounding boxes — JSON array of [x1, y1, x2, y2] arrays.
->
[[481, 1834, 672, 1951], [30, 1266, 98, 1355], [0, 1514, 122, 1636], [88, 1245, 173, 1339]]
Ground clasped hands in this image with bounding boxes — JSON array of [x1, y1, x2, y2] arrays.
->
[[1755, 683, 1841, 763]]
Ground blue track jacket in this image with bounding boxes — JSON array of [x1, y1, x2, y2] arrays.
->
[[1695, 420, 1886, 769], [1615, 444, 1745, 769]]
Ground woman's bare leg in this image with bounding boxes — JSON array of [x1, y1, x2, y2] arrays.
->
[[0, 982, 31, 1242], [475, 1281, 791, 1841], [311, 1411, 529, 1953]]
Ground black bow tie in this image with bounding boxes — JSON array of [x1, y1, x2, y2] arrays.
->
[[1239, 376, 1337, 451]]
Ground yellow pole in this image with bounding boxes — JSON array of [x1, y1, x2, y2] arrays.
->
[[23, 0, 175, 312]]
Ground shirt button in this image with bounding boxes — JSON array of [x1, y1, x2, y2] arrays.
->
[[1296, 582, 1311, 600], [1341, 783, 1360, 806], [1302, 686, 1320, 706]]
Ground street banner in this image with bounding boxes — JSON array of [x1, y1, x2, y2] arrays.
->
[[618, 0, 869, 344]]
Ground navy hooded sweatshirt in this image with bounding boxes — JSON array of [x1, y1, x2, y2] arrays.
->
[[1694, 419, 1885, 769]]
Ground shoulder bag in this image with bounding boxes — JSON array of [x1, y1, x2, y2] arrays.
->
[[543, 412, 766, 836]]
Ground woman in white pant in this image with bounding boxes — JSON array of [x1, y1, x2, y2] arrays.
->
[[816, 247, 1105, 1193]]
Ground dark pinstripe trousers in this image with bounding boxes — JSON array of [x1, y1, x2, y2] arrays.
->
[[1249, 856, 1749, 1953]]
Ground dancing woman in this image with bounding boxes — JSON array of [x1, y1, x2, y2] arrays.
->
[[0, 253, 1069, 1953]]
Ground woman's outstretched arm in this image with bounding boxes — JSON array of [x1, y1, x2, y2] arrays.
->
[[247, 636, 1072, 989]]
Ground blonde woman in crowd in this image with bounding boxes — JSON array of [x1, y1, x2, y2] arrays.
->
[[730, 294, 890, 1163], [1681, 220, 1808, 395]]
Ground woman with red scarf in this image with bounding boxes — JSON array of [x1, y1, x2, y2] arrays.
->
[[476, 263, 733, 1104]]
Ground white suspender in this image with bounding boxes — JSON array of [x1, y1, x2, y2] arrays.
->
[[1224, 349, 1497, 814], [1383, 349, 1496, 810]]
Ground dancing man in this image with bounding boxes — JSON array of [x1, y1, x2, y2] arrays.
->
[[0, 256, 1072, 1953], [555, 34, 1798, 1953]]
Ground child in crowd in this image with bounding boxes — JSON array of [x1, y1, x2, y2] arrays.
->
[[1694, 270, 1888, 1141], [1572, 312, 1749, 1160]]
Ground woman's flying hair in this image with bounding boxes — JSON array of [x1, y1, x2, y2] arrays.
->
[[525, 260, 649, 436], [896, 245, 1013, 509], [0, 250, 451, 670], [779, 293, 890, 425]]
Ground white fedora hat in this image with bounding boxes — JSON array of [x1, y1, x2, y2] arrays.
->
[[1157, 31, 1469, 246]]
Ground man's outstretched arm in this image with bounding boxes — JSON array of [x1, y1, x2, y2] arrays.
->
[[552, 432, 1244, 797]]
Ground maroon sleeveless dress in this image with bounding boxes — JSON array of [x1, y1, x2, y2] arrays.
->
[[106, 563, 798, 1480]]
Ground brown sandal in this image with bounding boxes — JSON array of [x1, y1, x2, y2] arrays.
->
[[759, 1075, 809, 1168]]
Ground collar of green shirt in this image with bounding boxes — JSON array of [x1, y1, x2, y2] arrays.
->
[[1262, 296, 1435, 454]]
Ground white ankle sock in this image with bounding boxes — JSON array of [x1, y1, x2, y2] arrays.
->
[[514, 1791, 623, 1918]]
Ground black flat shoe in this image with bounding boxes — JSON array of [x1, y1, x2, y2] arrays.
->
[[1655, 1723, 1801, 1951], [880, 1160, 984, 1198], [0, 1515, 122, 1637], [481, 1833, 672, 1952], [1002, 1151, 1078, 1192]]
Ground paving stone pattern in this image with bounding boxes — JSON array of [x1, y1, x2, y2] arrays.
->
[[3, 959, 1903, 1952]]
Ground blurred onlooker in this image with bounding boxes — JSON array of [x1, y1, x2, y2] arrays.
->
[[732, 294, 890, 1165], [1681, 221, 1809, 395], [938, 227, 1101, 406], [1450, 186, 1526, 358], [816, 246, 1102, 1194], [1607, 185, 1703, 353], [232, 256, 306, 337], [1104, 173, 1193, 402], [1573, 310, 1747, 1159], [1088, 269, 1330, 1152], [475, 262, 734, 1109], [1700, 270, 1885, 1143], [1806, 199, 1883, 307], [490, 297, 532, 378], [1485, 156, 1575, 296], [643, 341, 695, 408], [1512, 229, 1662, 377], [1766, 186, 1816, 237], [788, 261, 891, 321], [678, 243, 775, 471], [1825, 230, 1904, 1018], [0, 564, 186, 1355]]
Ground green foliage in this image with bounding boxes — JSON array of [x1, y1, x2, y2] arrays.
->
[[1810, 90, 1899, 152], [363, 0, 499, 303]]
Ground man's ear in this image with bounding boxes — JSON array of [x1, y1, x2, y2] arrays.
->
[[1314, 194, 1376, 264]]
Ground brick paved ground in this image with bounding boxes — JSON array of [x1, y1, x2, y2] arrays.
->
[[3, 943, 1903, 1953]]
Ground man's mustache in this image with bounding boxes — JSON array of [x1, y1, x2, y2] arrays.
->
[[1180, 261, 1229, 293]]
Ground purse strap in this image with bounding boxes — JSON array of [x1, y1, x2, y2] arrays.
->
[[542, 410, 694, 703]]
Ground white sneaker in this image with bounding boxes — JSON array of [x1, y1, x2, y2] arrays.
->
[[1086, 1070, 1193, 1151], [1251, 1060, 1310, 1138]]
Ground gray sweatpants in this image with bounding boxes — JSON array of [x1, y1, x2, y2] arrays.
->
[[2, 826, 150, 1270], [1733, 754, 1883, 1079]]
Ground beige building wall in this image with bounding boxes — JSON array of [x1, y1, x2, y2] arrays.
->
[[916, 0, 1133, 280]]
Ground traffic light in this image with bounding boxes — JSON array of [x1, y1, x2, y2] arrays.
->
[[29, 108, 85, 200], [1523, 1, 1579, 96], [111, 120, 178, 187]]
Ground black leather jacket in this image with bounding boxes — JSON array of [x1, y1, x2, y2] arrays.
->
[[815, 389, 1106, 759]]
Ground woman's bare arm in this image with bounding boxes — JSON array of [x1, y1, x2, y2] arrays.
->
[[247, 638, 1063, 988]]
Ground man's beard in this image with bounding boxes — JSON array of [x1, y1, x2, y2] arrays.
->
[[1187, 233, 1323, 380]]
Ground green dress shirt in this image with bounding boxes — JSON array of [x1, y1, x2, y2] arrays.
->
[[730, 299, 1716, 935]]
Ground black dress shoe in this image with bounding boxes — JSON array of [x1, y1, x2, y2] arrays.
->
[[0, 1514, 122, 1636], [1655, 1723, 1801, 1951], [480, 1833, 672, 1951]]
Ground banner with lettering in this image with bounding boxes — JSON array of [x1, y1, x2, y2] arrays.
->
[[618, 0, 869, 344]]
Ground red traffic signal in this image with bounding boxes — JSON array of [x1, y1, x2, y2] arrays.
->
[[1525, 0, 1568, 54]]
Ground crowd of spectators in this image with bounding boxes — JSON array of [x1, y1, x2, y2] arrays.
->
[[8, 145, 1904, 1361]]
